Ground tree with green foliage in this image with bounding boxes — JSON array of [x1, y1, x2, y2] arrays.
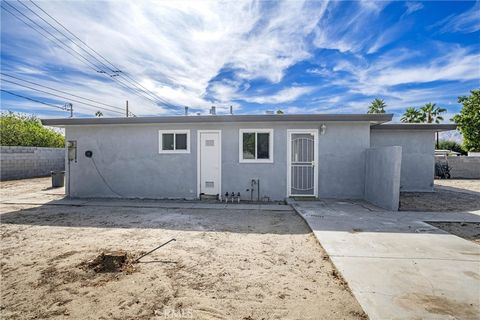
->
[[420, 102, 446, 124], [367, 98, 386, 114], [95, 111, 103, 117], [452, 89, 480, 152], [401, 107, 423, 123], [437, 140, 467, 155], [0, 112, 65, 147]]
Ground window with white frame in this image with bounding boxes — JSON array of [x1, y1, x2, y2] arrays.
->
[[159, 130, 190, 153], [239, 129, 273, 163]]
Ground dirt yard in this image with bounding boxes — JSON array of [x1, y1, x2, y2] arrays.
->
[[0, 178, 366, 320], [400, 179, 480, 212], [427, 221, 480, 245]]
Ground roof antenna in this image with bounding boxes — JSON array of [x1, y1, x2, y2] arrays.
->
[[210, 106, 216, 115]]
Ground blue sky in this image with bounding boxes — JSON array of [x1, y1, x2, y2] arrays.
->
[[1, 0, 479, 120]]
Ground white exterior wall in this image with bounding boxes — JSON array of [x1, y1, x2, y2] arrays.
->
[[370, 130, 435, 192], [65, 121, 371, 200]]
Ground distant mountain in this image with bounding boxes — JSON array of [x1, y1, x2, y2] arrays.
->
[[439, 130, 463, 143]]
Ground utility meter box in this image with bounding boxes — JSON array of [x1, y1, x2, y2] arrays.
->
[[67, 140, 77, 162]]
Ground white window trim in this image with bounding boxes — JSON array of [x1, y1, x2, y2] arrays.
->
[[158, 130, 190, 154], [239, 129, 274, 163]]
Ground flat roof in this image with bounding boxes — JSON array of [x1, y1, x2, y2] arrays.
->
[[371, 123, 457, 132], [41, 113, 393, 127]]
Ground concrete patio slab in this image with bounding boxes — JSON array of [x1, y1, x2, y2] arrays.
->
[[292, 200, 480, 320]]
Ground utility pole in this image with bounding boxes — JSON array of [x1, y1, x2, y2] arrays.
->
[[126, 100, 129, 117], [64, 103, 73, 117]]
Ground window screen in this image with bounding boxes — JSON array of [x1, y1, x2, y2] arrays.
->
[[159, 131, 189, 153], [162, 133, 174, 150], [241, 130, 272, 161], [175, 134, 187, 150], [242, 132, 255, 159], [257, 133, 270, 159]]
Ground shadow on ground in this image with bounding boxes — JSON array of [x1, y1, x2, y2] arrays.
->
[[0, 200, 310, 235]]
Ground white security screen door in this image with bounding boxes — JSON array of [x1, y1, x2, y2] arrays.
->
[[199, 131, 221, 196], [287, 130, 318, 197]]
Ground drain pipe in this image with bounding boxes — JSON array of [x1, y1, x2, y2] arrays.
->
[[250, 179, 257, 201], [257, 179, 260, 202]]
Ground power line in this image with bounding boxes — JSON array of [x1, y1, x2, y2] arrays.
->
[[1, 73, 123, 110], [3, 79, 125, 115], [1, 89, 66, 110], [17, 1, 114, 74], [3, 1, 180, 114], [26, 0, 180, 110], [3, 2, 163, 110], [1, 2, 102, 73]]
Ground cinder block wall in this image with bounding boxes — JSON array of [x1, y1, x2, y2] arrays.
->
[[0, 146, 65, 180], [445, 157, 480, 179]]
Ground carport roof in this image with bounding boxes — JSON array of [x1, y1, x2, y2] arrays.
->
[[41, 113, 393, 127], [371, 123, 457, 132]]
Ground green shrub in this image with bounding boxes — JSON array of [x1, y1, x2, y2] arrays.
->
[[0, 111, 64, 148], [438, 140, 466, 155]]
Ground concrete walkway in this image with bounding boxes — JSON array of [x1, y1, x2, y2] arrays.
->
[[291, 200, 480, 320]]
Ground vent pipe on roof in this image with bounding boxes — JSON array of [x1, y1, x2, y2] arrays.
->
[[184, 106, 189, 116], [210, 106, 216, 115]]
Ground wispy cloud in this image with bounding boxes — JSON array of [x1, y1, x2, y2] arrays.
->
[[0, 0, 477, 119], [432, 1, 480, 33], [242, 86, 314, 104], [404, 2, 424, 15]]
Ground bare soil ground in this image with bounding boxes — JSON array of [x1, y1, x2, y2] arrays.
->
[[0, 178, 366, 320], [400, 179, 480, 212], [427, 221, 480, 245]]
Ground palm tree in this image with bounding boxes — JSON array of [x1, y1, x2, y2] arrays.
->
[[367, 98, 387, 114], [95, 111, 103, 117], [419, 103, 446, 124], [401, 107, 423, 123]]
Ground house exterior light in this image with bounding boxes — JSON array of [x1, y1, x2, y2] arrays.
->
[[320, 124, 327, 135]]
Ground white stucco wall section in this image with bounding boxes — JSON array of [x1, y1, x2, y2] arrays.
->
[[64, 122, 372, 200], [318, 123, 370, 199], [370, 130, 435, 192], [365, 146, 402, 211]]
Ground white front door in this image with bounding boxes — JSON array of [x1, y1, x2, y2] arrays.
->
[[198, 130, 221, 196], [287, 129, 318, 197]]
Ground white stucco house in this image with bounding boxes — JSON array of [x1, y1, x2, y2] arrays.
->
[[42, 113, 456, 210]]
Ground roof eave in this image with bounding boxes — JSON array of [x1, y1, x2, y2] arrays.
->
[[41, 113, 394, 127], [371, 123, 457, 132]]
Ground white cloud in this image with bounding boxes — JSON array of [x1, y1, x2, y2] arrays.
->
[[1, 0, 332, 115], [432, 1, 480, 33], [243, 86, 314, 104], [313, 1, 391, 53], [373, 50, 479, 86], [367, 20, 412, 54], [404, 2, 424, 15]]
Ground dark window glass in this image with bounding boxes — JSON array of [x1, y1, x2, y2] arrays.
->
[[175, 133, 187, 150], [257, 133, 270, 159], [162, 133, 174, 150], [243, 132, 255, 159]]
